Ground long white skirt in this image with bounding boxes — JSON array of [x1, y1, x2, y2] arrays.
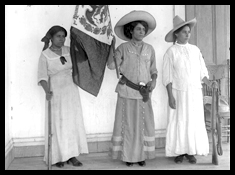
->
[[44, 70, 88, 165], [165, 87, 209, 157]]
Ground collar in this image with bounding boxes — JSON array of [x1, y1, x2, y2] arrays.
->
[[130, 39, 144, 47], [175, 42, 189, 47]]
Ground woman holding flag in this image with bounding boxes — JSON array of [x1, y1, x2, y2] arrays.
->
[[38, 25, 88, 168], [107, 10, 158, 167]]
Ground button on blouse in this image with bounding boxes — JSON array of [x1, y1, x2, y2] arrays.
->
[[111, 41, 158, 99]]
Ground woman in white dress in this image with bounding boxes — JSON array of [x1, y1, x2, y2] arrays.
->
[[162, 16, 212, 164], [38, 26, 88, 168]]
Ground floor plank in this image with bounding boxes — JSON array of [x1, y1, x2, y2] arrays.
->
[[7, 142, 230, 170]]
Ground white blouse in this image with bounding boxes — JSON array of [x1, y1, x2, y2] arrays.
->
[[37, 46, 71, 86], [162, 42, 209, 91]]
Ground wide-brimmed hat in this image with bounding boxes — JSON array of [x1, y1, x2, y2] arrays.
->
[[114, 10, 156, 41], [165, 15, 196, 42]]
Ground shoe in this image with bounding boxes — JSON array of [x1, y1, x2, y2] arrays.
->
[[55, 162, 64, 167], [138, 161, 146, 167], [67, 157, 83, 166], [185, 154, 197, 164], [174, 154, 185, 164], [125, 162, 134, 167]]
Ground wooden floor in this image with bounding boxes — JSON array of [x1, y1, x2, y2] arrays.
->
[[7, 142, 230, 170]]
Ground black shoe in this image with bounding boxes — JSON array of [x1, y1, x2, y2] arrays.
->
[[67, 157, 83, 166], [55, 162, 64, 167], [185, 154, 197, 164], [125, 162, 134, 167], [138, 161, 146, 167], [174, 154, 185, 164]]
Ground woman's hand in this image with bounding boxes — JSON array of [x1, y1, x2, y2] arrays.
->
[[169, 95, 176, 109], [112, 35, 116, 45], [46, 91, 53, 101], [147, 79, 156, 92]]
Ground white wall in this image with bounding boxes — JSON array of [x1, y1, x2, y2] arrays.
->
[[5, 5, 185, 146], [5, 29, 13, 154]]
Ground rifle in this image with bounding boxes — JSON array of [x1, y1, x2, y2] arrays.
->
[[47, 77, 52, 170], [217, 108, 223, 156], [211, 76, 219, 165]]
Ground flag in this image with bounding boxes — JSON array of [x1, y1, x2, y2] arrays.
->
[[70, 5, 114, 96]]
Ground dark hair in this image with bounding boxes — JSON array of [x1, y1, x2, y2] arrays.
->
[[173, 24, 191, 43], [123, 20, 149, 40], [48, 26, 67, 38], [41, 25, 67, 51]]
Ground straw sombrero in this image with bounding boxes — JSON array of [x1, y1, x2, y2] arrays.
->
[[165, 15, 196, 42], [114, 10, 156, 41]]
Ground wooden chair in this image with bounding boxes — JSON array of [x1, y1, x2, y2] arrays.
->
[[202, 60, 230, 165]]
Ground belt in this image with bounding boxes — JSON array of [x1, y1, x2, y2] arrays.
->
[[118, 74, 151, 102], [119, 75, 140, 91]]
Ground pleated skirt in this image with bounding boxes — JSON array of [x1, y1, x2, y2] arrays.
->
[[110, 95, 156, 162]]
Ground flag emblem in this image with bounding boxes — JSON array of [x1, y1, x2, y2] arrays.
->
[[72, 5, 113, 45]]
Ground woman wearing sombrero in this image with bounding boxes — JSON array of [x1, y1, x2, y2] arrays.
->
[[162, 16, 212, 164], [107, 10, 158, 167]]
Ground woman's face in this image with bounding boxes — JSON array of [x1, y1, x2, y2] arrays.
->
[[175, 25, 191, 44], [51, 31, 66, 48], [131, 23, 146, 41]]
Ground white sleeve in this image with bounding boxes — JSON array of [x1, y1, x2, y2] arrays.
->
[[199, 51, 209, 81], [162, 50, 173, 86], [37, 53, 48, 86]]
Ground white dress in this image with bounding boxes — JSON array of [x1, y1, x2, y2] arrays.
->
[[38, 46, 88, 164], [162, 42, 209, 157]]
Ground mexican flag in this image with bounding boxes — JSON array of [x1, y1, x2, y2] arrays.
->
[[70, 5, 114, 96]]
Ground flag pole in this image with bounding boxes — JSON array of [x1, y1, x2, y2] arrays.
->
[[107, 5, 119, 79], [112, 39, 119, 79]]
